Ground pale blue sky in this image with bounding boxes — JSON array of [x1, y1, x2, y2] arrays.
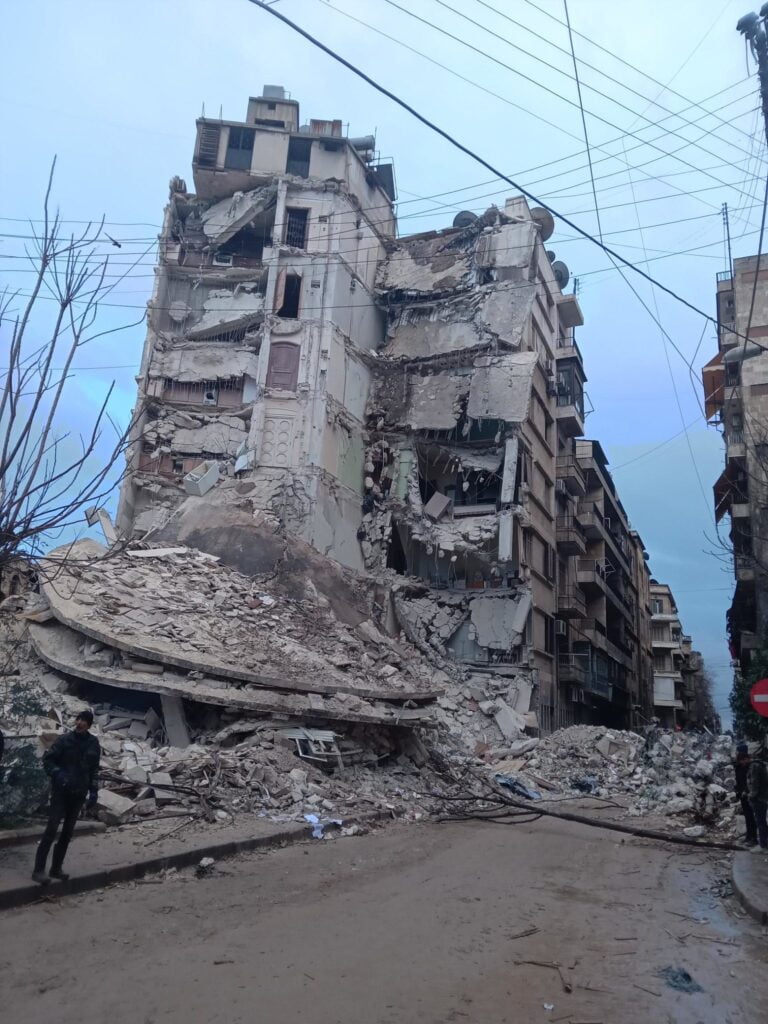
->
[[2, 0, 761, 722]]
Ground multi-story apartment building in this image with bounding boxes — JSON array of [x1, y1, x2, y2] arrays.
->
[[650, 581, 686, 726], [556, 441, 654, 728], [117, 87, 665, 734], [703, 255, 768, 676]]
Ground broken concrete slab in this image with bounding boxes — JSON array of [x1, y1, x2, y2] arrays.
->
[[38, 543, 440, 704], [149, 771, 176, 804], [28, 621, 436, 729], [96, 790, 136, 825], [493, 699, 526, 742]]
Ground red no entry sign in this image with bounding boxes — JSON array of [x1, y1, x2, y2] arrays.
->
[[750, 678, 768, 718]]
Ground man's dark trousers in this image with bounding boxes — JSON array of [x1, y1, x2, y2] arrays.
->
[[34, 787, 85, 873], [741, 793, 758, 843]]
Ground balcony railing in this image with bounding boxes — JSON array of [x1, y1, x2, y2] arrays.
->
[[716, 270, 733, 283]]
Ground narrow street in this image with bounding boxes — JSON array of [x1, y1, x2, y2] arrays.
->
[[1, 818, 763, 1024]]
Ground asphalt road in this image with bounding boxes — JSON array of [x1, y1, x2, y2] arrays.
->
[[1, 816, 765, 1024]]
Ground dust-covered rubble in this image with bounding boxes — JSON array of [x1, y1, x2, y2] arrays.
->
[[487, 724, 740, 837]]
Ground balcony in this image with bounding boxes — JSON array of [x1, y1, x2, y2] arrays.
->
[[726, 429, 746, 461], [576, 502, 603, 539], [558, 585, 587, 619], [556, 454, 586, 495], [555, 391, 585, 438], [558, 653, 587, 684], [557, 293, 584, 328], [732, 500, 751, 518], [576, 558, 607, 594], [556, 516, 586, 555], [577, 616, 607, 651]]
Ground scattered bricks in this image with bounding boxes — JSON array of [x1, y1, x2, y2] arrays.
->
[[478, 700, 497, 716], [97, 790, 136, 825]]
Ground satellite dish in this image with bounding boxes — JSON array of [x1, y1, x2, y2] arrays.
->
[[530, 207, 555, 241], [168, 301, 191, 323], [453, 210, 479, 228], [546, 250, 556, 262], [552, 261, 570, 290]]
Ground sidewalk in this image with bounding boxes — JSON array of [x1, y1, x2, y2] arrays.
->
[[0, 812, 366, 911], [731, 850, 768, 924]]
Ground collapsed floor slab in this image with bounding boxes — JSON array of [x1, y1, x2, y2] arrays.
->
[[28, 621, 433, 728]]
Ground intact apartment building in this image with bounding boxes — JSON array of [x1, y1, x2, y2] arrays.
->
[[649, 581, 704, 727], [703, 255, 768, 679], [117, 86, 672, 733]]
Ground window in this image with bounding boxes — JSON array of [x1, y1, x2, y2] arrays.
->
[[266, 342, 300, 391], [172, 459, 184, 475], [225, 127, 255, 171], [544, 614, 555, 655], [284, 208, 309, 248], [651, 598, 663, 614], [286, 137, 312, 177], [275, 272, 301, 318]]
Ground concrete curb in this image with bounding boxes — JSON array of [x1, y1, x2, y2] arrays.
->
[[0, 812, 389, 912], [0, 821, 106, 850], [731, 850, 768, 925]]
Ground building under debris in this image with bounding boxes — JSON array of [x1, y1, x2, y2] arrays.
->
[[107, 86, 713, 736]]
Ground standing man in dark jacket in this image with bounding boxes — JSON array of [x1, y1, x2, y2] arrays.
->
[[32, 710, 100, 884], [748, 745, 768, 853], [734, 743, 757, 846]]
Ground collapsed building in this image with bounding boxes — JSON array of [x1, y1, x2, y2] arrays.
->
[[98, 85, 714, 739]]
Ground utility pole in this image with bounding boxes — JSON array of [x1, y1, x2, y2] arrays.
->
[[722, 203, 734, 279], [737, 7, 768, 145]]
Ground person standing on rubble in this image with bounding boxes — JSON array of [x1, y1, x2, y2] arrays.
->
[[747, 744, 768, 853], [32, 710, 100, 884], [734, 743, 757, 847]]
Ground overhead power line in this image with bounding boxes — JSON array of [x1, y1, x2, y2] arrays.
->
[[381, 0, 757, 207], [470, 0, 753, 152], [248, 0, 764, 350]]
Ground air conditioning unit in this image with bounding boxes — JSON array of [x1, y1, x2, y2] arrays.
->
[[555, 479, 567, 494], [555, 619, 568, 636], [545, 358, 555, 378], [213, 253, 234, 267], [547, 382, 559, 397]]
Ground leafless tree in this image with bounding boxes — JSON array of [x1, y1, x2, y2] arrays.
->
[[0, 163, 144, 578]]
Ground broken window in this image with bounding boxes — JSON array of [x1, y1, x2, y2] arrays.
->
[[286, 137, 312, 177], [225, 127, 255, 171], [172, 458, 184, 475], [651, 598, 663, 614], [276, 273, 301, 318], [266, 342, 300, 391], [284, 208, 309, 248]]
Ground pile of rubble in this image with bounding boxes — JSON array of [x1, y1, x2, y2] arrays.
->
[[494, 725, 738, 836]]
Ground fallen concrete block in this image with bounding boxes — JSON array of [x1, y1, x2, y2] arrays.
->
[[160, 694, 191, 748], [494, 699, 526, 742], [144, 707, 162, 732], [149, 771, 176, 804], [128, 720, 151, 740], [97, 790, 136, 825], [124, 765, 148, 784]]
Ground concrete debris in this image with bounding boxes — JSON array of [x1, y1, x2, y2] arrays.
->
[[96, 790, 136, 825], [494, 725, 740, 837]]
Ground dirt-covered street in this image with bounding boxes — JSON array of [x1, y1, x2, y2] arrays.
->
[[1, 817, 764, 1024]]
